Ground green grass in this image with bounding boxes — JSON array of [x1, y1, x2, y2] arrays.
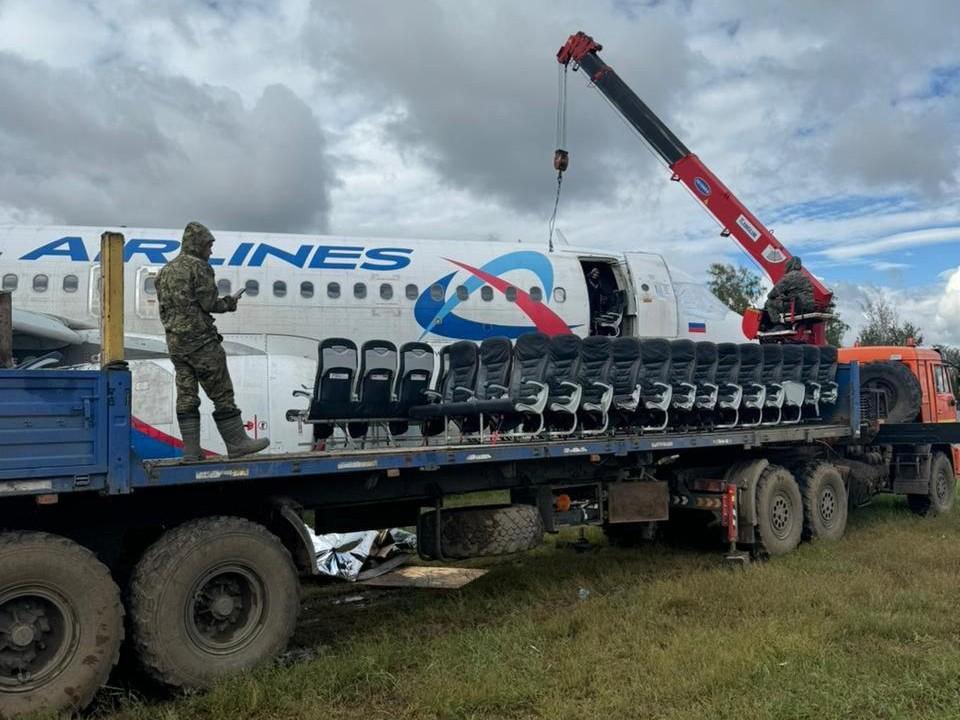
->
[[95, 496, 960, 720]]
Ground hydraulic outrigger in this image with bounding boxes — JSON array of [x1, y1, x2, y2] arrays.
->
[[556, 31, 833, 344]]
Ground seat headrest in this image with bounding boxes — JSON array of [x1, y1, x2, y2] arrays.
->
[[739, 344, 762, 364], [762, 344, 783, 362], [612, 337, 642, 360], [670, 339, 695, 362], [480, 336, 512, 365], [550, 334, 582, 359], [448, 340, 478, 367], [695, 342, 718, 363], [819, 345, 838, 363], [641, 338, 671, 362], [515, 332, 550, 359], [582, 336, 613, 362]]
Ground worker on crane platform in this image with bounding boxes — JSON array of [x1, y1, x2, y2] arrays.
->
[[763, 256, 816, 328], [156, 221, 270, 460]]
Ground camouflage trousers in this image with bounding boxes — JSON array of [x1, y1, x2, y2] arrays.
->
[[171, 341, 238, 417]]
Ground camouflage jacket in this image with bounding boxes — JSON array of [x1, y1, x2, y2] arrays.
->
[[156, 243, 236, 356]]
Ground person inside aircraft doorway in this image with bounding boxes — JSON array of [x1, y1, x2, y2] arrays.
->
[[156, 221, 270, 461]]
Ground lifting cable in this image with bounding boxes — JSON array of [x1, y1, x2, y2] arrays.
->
[[548, 63, 569, 254]]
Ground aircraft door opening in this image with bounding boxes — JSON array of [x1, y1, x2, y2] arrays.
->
[[579, 259, 627, 336]]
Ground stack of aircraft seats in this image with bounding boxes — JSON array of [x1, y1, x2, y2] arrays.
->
[[692, 341, 719, 423], [440, 336, 513, 436], [637, 338, 674, 431], [801, 345, 822, 418], [409, 341, 478, 437], [817, 345, 839, 409], [308, 338, 360, 441], [668, 339, 698, 427], [595, 290, 627, 336], [577, 336, 615, 435], [714, 343, 743, 428], [779, 345, 806, 424], [348, 340, 399, 438], [735, 344, 765, 427], [609, 337, 644, 429], [389, 342, 436, 436], [760, 344, 785, 425], [543, 334, 583, 435]]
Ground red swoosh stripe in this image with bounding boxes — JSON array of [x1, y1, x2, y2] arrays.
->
[[131, 416, 217, 458], [443, 258, 572, 336]]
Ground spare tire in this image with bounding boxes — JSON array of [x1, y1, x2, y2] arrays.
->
[[419, 504, 544, 559], [860, 361, 922, 423]]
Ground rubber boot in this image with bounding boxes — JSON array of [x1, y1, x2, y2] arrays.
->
[[214, 411, 270, 458], [177, 413, 202, 462]]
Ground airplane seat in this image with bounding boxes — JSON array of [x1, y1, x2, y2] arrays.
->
[[543, 334, 583, 436], [389, 342, 436, 436], [494, 332, 552, 435], [667, 339, 697, 421], [817, 345, 839, 406], [736, 343, 766, 427], [577, 336, 615, 435], [348, 340, 399, 438], [442, 336, 513, 433], [309, 337, 359, 440], [779, 345, 806, 424], [693, 342, 720, 418], [595, 289, 627, 337], [409, 340, 478, 436], [714, 342, 743, 428], [801, 345, 822, 417], [760, 344, 785, 425], [608, 336, 644, 428], [638, 338, 674, 431]]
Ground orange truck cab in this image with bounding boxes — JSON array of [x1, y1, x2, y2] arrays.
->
[[839, 346, 958, 424]]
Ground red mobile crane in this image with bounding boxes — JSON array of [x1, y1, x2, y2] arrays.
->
[[557, 31, 832, 344]]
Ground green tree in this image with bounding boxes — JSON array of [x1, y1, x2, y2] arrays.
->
[[706, 263, 764, 314], [825, 314, 850, 347], [856, 297, 924, 346]]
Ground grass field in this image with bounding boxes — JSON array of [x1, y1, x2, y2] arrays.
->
[[92, 495, 960, 720]]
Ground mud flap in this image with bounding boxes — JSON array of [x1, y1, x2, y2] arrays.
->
[[722, 458, 770, 545]]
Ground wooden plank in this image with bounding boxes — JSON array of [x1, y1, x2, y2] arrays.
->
[[359, 565, 487, 589], [0, 292, 12, 368]]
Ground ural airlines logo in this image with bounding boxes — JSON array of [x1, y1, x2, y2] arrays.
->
[[19, 237, 412, 271], [414, 251, 572, 340]]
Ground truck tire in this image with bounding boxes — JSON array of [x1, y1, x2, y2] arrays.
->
[[0, 532, 123, 717], [754, 465, 803, 557], [907, 452, 956, 517], [419, 504, 544, 559], [130, 516, 300, 689], [798, 462, 848, 541], [861, 361, 922, 423]]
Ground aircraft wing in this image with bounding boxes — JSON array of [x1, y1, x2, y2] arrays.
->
[[12, 308, 83, 347]]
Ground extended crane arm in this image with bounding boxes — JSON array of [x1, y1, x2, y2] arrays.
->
[[557, 31, 833, 310]]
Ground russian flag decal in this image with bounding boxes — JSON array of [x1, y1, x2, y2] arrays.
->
[[688, 321, 707, 333]]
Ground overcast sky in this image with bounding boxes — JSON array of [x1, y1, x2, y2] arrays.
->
[[1, 0, 958, 343]]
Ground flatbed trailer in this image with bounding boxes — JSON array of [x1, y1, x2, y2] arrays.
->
[[3, 358, 959, 717]]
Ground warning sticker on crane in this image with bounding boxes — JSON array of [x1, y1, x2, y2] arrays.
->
[[762, 246, 787, 264], [735, 214, 762, 242]]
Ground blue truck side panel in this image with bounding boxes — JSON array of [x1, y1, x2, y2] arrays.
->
[[0, 369, 129, 493]]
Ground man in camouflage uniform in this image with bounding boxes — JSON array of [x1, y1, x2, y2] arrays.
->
[[156, 222, 270, 460], [763, 256, 816, 327]]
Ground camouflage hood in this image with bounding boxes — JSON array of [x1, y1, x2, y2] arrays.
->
[[785, 256, 802, 273], [181, 221, 215, 259]]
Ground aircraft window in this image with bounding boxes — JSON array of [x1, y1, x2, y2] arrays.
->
[[505, 286, 517, 302], [244, 279, 259, 297], [300, 281, 314, 299], [529, 286, 543, 302], [2, 274, 17, 291], [143, 276, 157, 295], [217, 278, 232, 295], [380, 283, 393, 300], [554, 287, 566, 303], [456, 285, 469, 301], [63, 274, 79, 293], [273, 280, 287, 298], [327, 282, 341, 299], [354, 282, 367, 299], [405, 283, 419, 300], [32, 274, 49, 293], [481, 286, 493, 302], [429, 283, 444, 301]]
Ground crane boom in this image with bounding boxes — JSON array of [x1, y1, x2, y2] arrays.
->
[[557, 32, 833, 321]]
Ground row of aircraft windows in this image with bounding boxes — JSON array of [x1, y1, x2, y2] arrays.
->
[[1, 272, 569, 305]]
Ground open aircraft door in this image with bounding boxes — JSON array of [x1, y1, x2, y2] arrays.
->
[[622, 252, 679, 338]]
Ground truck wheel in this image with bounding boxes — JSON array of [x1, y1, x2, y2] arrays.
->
[[419, 504, 544, 559], [130, 516, 300, 689], [0, 532, 123, 717], [907, 452, 956, 517], [861, 361, 922, 423], [798, 462, 848, 541], [754, 465, 803, 557]]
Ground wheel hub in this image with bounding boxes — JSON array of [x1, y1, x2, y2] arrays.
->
[[819, 488, 836, 525], [187, 567, 264, 655], [771, 493, 792, 538], [9, 623, 36, 648], [0, 590, 76, 690]]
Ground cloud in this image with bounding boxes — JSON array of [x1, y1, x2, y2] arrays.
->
[[0, 53, 334, 231], [817, 226, 960, 260]]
